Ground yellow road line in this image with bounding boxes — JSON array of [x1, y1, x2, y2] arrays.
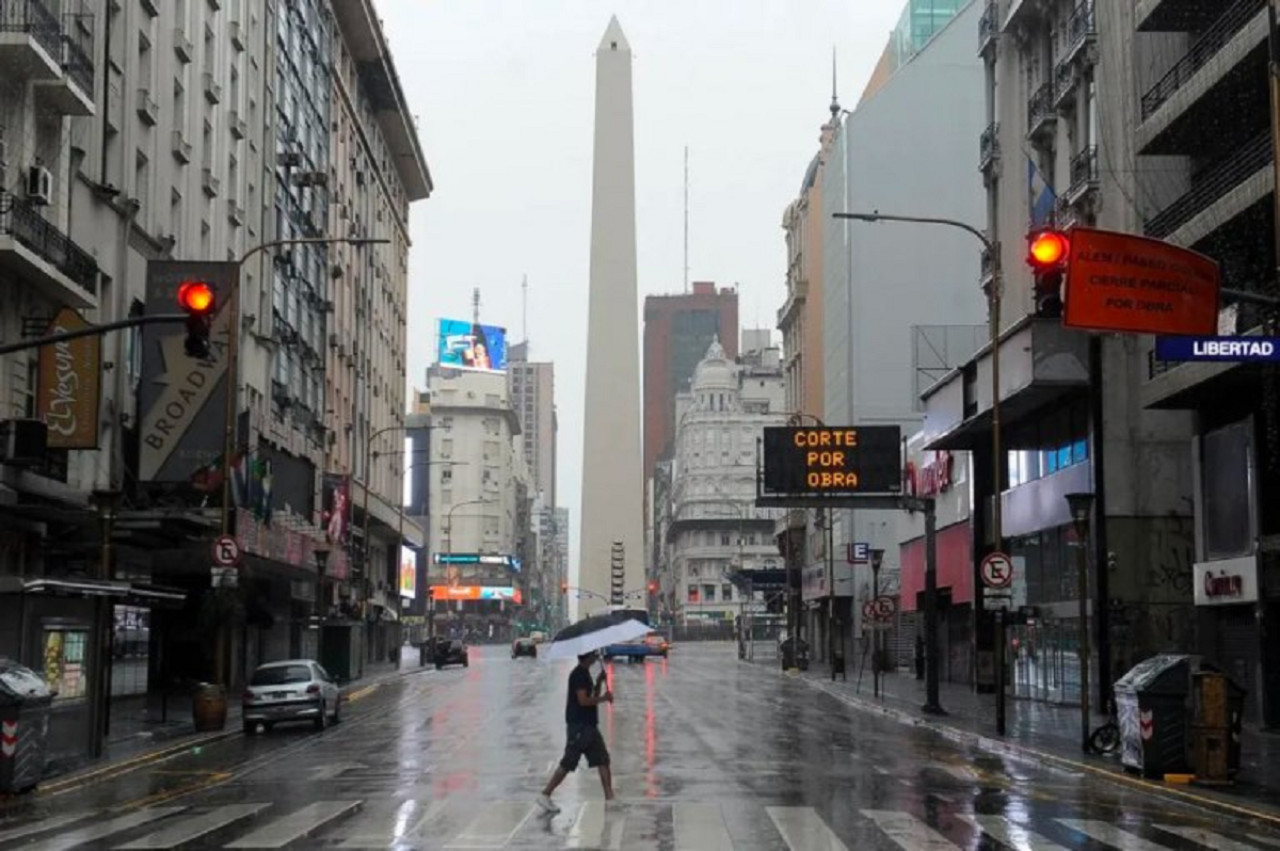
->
[[38, 732, 235, 795], [346, 684, 379, 703]]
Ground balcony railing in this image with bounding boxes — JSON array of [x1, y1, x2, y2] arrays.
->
[[979, 1, 999, 55], [1140, 0, 1265, 121], [1064, 1, 1096, 64], [1054, 59, 1077, 109], [0, 0, 60, 61], [1027, 82, 1056, 137], [61, 14, 92, 95], [0, 192, 98, 297], [980, 121, 1000, 171], [1068, 145, 1099, 195], [1144, 131, 1270, 238]]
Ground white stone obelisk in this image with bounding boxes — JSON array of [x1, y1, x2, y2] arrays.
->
[[579, 16, 644, 618]]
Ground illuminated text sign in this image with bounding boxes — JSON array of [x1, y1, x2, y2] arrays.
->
[[762, 426, 902, 495]]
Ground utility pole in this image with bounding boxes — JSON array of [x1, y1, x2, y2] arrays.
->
[[683, 146, 689, 293]]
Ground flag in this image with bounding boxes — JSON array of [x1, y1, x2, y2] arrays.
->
[[1028, 155, 1057, 227]]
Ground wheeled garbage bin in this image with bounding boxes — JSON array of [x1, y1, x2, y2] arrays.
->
[[0, 660, 54, 794], [1114, 654, 1196, 778]]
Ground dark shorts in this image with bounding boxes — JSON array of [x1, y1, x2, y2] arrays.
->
[[560, 724, 610, 771]]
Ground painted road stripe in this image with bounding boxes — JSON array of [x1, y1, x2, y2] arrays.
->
[[1156, 825, 1270, 851], [308, 762, 368, 780], [672, 803, 732, 851], [25, 807, 187, 851], [444, 802, 534, 849], [1250, 834, 1280, 848], [566, 802, 626, 851], [0, 812, 96, 845], [115, 804, 270, 849], [337, 800, 446, 848], [967, 815, 1068, 851], [766, 807, 849, 851], [862, 810, 959, 850], [1058, 819, 1172, 851], [935, 764, 977, 782], [224, 801, 362, 849]]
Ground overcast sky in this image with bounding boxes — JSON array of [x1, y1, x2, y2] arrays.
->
[[377, 0, 910, 574]]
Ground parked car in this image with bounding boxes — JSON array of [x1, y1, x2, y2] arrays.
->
[[435, 639, 469, 669], [643, 633, 670, 657], [529, 631, 548, 645], [242, 660, 341, 734], [512, 637, 537, 659]]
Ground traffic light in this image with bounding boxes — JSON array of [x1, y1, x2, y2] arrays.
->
[[560, 581, 568, 595], [1026, 230, 1069, 318], [177, 280, 216, 358], [647, 580, 658, 594]]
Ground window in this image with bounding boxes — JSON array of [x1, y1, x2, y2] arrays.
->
[[702, 584, 716, 602], [720, 533, 731, 546], [43, 628, 88, 702], [722, 584, 733, 601], [687, 585, 699, 602], [1203, 419, 1254, 559]]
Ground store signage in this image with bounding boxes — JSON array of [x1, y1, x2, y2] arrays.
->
[[903, 451, 954, 497], [399, 546, 416, 600], [1063, 228, 1220, 336], [762, 426, 902, 495], [429, 585, 523, 604], [1155, 336, 1280, 363], [1192, 556, 1258, 606], [432, 553, 517, 569], [37, 308, 102, 449]]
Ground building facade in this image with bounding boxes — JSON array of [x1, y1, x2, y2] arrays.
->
[[508, 341, 556, 508], [664, 341, 785, 625]]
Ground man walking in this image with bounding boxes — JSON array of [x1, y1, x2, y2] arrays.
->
[[536, 650, 614, 812]]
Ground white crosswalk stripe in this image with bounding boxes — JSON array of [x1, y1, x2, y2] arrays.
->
[[672, 802, 733, 851], [1156, 825, 1271, 850], [115, 804, 270, 849], [24, 807, 187, 851], [1250, 834, 1280, 849], [335, 800, 446, 848], [861, 810, 959, 850], [565, 801, 626, 850], [767, 806, 849, 851], [966, 814, 1069, 851], [0, 811, 97, 845], [223, 801, 362, 849], [1057, 819, 1172, 851], [444, 801, 534, 849]]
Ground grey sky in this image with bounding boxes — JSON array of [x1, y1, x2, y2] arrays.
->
[[377, 0, 910, 572]]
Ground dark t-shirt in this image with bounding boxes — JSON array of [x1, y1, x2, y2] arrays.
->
[[565, 665, 598, 727]]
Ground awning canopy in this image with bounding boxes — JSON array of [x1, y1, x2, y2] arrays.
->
[[0, 576, 187, 606]]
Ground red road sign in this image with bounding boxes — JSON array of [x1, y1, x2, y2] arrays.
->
[[212, 534, 242, 567], [980, 552, 1014, 589]]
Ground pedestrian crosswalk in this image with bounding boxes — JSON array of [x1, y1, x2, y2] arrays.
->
[[1, 799, 1278, 849]]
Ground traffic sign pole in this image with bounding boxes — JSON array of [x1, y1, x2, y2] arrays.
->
[[995, 608, 1006, 736]]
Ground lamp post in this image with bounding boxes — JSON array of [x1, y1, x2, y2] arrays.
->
[[1066, 491, 1096, 754], [432, 498, 491, 643], [870, 547, 885, 698], [783, 411, 826, 651]]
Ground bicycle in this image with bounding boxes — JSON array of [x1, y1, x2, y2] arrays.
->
[[1089, 694, 1121, 754]]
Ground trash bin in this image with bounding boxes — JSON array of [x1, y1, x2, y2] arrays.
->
[[1114, 654, 1197, 778], [191, 682, 228, 732], [0, 659, 54, 794], [1190, 669, 1247, 785]]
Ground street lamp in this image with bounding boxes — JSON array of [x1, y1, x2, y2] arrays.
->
[[1066, 491, 1096, 754], [870, 547, 885, 698], [430, 498, 492, 643]]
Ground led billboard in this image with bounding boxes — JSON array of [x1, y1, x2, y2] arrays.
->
[[399, 546, 416, 600], [437, 319, 508, 372], [429, 585, 523, 604]]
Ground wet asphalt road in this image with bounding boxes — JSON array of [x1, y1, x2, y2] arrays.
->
[[2, 643, 1279, 849]]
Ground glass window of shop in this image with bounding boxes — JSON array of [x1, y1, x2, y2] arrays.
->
[[1006, 399, 1089, 488], [1009, 524, 1079, 607], [1202, 418, 1255, 560]]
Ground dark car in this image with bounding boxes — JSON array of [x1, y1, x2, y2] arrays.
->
[[512, 638, 537, 659], [435, 639, 469, 669]]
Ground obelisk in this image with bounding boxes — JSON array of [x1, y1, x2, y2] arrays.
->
[[579, 16, 644, 618]]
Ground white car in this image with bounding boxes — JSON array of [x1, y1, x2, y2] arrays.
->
[[242, 659, 342, 734]]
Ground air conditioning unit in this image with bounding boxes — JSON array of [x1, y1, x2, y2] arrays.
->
[[0, 419, 47, 466], [277, 150, 302, 168], [26, 166, 52, 206], [329, 332, 340, 348]]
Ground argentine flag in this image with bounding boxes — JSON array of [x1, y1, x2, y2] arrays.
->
[[1028, 156, 1057, 227]]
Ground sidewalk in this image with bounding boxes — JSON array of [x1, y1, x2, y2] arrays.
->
[[770, 658, 1280, 823], [48, 645, 428, 786]]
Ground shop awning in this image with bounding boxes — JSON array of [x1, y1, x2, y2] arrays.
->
[[0, 576, 187, 605]]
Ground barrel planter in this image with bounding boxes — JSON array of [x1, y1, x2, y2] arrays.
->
[[191, 683, 227, 732]]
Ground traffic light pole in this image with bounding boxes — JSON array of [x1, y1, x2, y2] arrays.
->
[[0, 314, 186, 356]]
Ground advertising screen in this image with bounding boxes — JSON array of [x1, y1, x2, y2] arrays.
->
[[399, 546, 416, 600], [429, 585, 523, 604], [437, 319, 508, 372], [762, 426, 902, 495]]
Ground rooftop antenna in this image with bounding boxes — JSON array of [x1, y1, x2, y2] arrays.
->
[[683, 145, 689, 294], [830, 47, 841, 120], [521, 273, 528, 345]]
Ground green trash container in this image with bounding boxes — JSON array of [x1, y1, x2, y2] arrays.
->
[[0, 659, 54, 794], [1114, 654, 1196, 778]]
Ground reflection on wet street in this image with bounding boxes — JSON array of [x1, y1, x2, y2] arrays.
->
[[1, 644, 1277, 849]]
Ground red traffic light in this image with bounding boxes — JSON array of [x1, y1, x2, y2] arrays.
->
[[1026, 230, 1070, 269], [647, 581, 658, 593], [560, 582, 568, 594], [177, 281, 216, 314]]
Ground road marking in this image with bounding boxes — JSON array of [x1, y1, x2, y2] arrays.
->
[[25, 807, 187, 851], [566, 802, 626, 850], [967, 815, 1068, 850], [337, 800, 446, 848], [934, 764, 976, 782], [308, 762, 368, 780], [1058, 819, 1171, 850], [861, 810, 959, 850], [444, 802, 534, 849], [766, 807, 848, 851], [114, 804, 270, 849], [347, 684, 379, 702], [0, 812, 96, 845], [224, 801, 362, 849], [1250, 834, 1280, 848], [672, 803, 732, 851], [1156, 825, 1269, 851]]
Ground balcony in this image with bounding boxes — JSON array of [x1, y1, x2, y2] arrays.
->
[[1144, 131, 1270, 239], [0, 192, 99, 308], [136, 87, 158, 124], [0, 0, 63, 79], [1063, 145, 1099, 207], [229, 110, 247, 140], [202, 168, 220, 198], [1140, 0, 1265, 122], [229, 20, 244, 51], [139, 0, 157, 16], [172, 130, 192, 164], [202, 71, 221, 104], [1062, 2, 1097, 67], [227, 199, 244, 227], [173, 27, 192, 63], [1054, 195, 1082, 230], [34, 12, 95, 116], [1053, 60, 1077, 110], [979, 122, 1000, 173], [978, 1, 998, 57], [1026, 82, 1056, 140]]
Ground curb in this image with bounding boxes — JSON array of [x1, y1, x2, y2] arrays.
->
[[772, 664, 1280, 828]]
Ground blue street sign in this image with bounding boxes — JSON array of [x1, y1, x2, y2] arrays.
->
[[847, 542, 870, 564], [1155, 336, 1280, 363]]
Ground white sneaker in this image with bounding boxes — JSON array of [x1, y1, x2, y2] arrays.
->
[[536, 794, 561, 814]]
